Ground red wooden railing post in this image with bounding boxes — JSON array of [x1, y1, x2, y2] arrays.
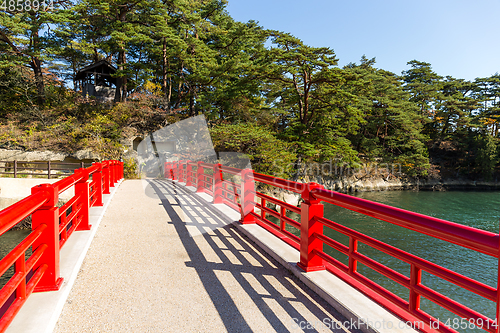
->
[[348, 237, 358, 275], [93, 162, 103, 206], [179, 160, 185, 183], [196, 162, 204, 192], [109, 161, 115, 186], [180, 161, 184, 182], [240, 168, 256, 224], [164, 162, 169, 179], [496, 233, 500, 333], [213, 163, 223, 204], [185, 161, 193, 186], [75, 168, 90, 231], [31, 184, 63, 292], [171, 161, 178, 181], [168, 162, 173, 179], [115, 160, 120, 181], [297, 182, 325, 272], [179, 160, 183, 182], [103, 161, 110, 194], [409, 264, 422, 313]]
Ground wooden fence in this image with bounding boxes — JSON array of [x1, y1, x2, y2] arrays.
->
[[0, 161, 91, 179]]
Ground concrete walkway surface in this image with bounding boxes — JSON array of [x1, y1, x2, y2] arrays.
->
[[54, 179, 360, 333]]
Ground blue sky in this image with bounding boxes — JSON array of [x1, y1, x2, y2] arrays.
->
[[226, 0, 499, 81]]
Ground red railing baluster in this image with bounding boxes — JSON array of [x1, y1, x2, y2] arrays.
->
[[348, 237, 358, 275], [75, 169, 90, 231], [213, 163, 223, 204], [93, 163, 103, 206], [261, 198, 266, 220], [240, 168, 256, 224], [111, 161, 116, 186], [280, 207, 286, 232], [179, 160, 186, 183], [171, 161, 177, 181], [297, 182, 325, 272], [15, 256, 26, 300], [168, 162, 173, 179], [163, 162, 170, 179], [409, 264, 422, 313], [103, 161, 110, 194], [186, 161, 193, 186], [196, 162, 204, 192]]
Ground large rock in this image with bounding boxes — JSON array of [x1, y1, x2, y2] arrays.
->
[[70, 149, 100, 160], [0, 149, 67, 161], [0, 148, 101, 163]]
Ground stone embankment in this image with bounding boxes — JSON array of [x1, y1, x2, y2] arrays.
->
[[0, 148, 100, 162]]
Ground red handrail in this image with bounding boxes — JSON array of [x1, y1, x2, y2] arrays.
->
[[0, 160, 124, 332], [0, 192, 48, 235], [311, 188, 498, 257], [165, 160, 500, 333]]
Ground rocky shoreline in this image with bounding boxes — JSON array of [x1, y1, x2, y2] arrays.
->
[[317, 177, 500, 193], [268, 176, 500, 207]]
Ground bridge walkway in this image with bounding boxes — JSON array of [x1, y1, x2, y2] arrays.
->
[[54, 179, 358, 333]]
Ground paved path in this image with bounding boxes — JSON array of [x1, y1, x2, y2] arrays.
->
[[55, 179, 357, 333]]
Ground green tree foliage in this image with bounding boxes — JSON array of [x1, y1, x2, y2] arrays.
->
[[402, 60, 442, 116], [0, 1, 71, 104], [210, 123, 296, 178], [346, 57, 430, 176], [474, 134, 499, 179], [261, 32, 362, 163], [435, 77, 480, 139], [0, 1, 499, 180], [474, 74, 500, 137]]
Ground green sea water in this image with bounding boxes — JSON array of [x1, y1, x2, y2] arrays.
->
[[321, 191, 499, 332]]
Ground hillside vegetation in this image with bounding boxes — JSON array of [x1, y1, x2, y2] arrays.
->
[[1, 0, 499, 180]]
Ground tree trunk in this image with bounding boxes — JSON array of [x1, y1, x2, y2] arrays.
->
[[114, 50, 127, 102], [30, 57, 45, 105], [162, 37, 168, 94], [114, 7, 128, 102], [122, 53, 127, 102], [189, 93, 194, 116]]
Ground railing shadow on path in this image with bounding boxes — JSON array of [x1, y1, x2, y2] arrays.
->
[[145, 178, 362, 333]]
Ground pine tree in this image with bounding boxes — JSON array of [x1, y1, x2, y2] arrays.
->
[[0, 1, 71, 104], [346, 57, 430, 176]]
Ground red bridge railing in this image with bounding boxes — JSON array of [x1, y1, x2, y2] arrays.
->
[[0, 160, 123, 332], [165, 160, 500, 333]]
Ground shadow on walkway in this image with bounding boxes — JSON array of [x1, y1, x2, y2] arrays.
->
[[147, 179, 360, 333]]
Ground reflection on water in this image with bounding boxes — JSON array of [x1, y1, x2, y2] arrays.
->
[[0, 230, 31, 288], [322, 191, 499, 332]]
